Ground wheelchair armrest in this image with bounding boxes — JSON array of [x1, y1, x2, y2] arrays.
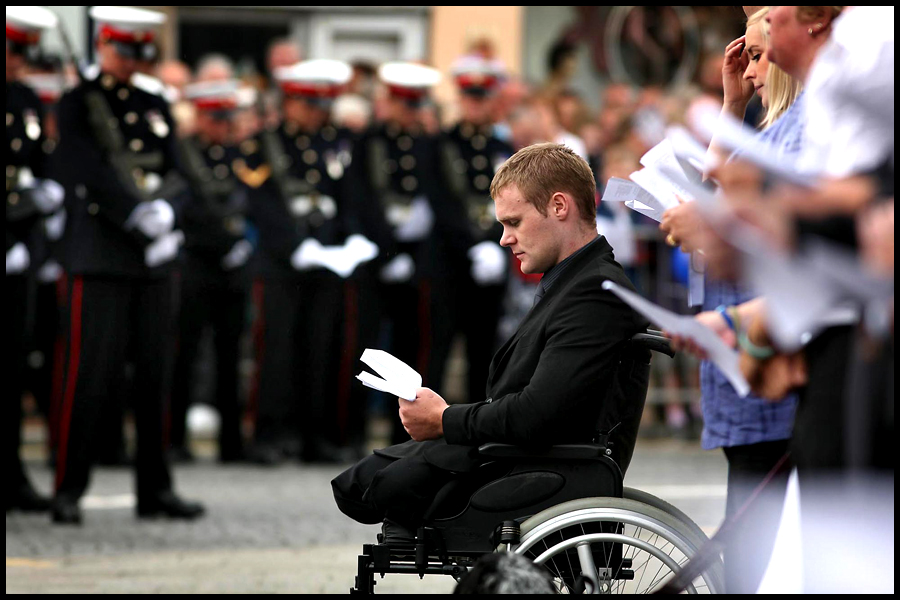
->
[[630, 330, 676, 358], [477, 443, 605, 460]]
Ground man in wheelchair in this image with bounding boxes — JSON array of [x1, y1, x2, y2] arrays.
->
[[332, 142, 651, 545]]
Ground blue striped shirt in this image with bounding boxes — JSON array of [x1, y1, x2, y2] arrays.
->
[[700, 94, 806, 450]]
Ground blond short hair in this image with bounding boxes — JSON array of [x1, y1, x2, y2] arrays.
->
[[491, 142, 596, 224], [747, 8, 804, 130]]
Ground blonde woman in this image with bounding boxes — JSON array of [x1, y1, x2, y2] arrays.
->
[[705, 7, 804, 168], [659, 8, 806, 594]]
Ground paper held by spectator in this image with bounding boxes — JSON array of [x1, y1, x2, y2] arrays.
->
[[356, 349, 422, 401], [602, 281, 751, 397], [602, 177, 668, 222], [666, 125, 712, 172], [629, 169, 681, 212], [691, 106, 818, 187]]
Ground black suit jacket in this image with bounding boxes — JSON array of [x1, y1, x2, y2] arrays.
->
[[376, 236, 650, 474]]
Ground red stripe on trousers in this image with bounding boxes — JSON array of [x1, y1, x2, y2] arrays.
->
[[48, 273, 69, 452], [335, 281, 359, 442], [246, 279, 265, 428], [55, 275, 83, 492]]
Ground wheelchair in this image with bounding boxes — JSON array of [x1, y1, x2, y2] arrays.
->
[[350, 332, 725, 594]]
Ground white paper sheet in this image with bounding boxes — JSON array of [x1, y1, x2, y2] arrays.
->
[[602, 177, 669, 222], [691, 106, 817, 187], [602, 281, 750, 397], [629, 168, 681, 211], [356, 348, 422, 401], [665, 125, 713, 171]]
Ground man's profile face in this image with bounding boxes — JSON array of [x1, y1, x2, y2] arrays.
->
[[495, 183, 559, 274]]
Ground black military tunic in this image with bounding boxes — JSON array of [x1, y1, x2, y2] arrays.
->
[[169, 136, 250, 460], [52, 69, 181, 503], [245, 120, 357, 460], [430, 122, 513, 405], [344, 121, 450, 445], [6, 80, 52, 496]]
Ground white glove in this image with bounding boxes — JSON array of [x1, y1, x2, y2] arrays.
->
[[394, 197, 434, 242], [468, 241, 507, 285], [6, 243, 30, 274], [127, 199, 175, 239], [221, 239, 253, 270], [32, 179, 66, 214], [379, 253, 414, 283], [37, 260, 63, 284], [291, 238, 325, 271], [343, 235, 379, 268], [144, 230, 183, 268], [45, 209, 67, 241]]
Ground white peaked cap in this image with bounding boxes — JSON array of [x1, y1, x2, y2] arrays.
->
[[6, 6, 59, 31], [275, 59, 353, 86], [378, 62, 441, 89], [183, 79, 240, 101], [88, 6, 166, 29], [450, 55, 506, 79]]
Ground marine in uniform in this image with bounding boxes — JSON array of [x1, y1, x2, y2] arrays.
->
[[168, 80, 251, 463], [343, 62, 446, 445], [246, 59, 375, 463], [51, 6, 203, 524], [430, 56, 513, 404], [6, 5, 64, 513]]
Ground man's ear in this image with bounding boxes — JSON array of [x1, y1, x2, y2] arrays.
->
[[550, 192, 568, 220]]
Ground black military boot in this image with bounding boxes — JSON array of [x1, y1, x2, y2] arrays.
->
[[7, 481, 52, 513], [50, 497, 83, 525], [137, 490, 205, 520]]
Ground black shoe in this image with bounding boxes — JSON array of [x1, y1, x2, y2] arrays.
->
[[381, 519, 417, 548], [245, 444, 284, 466], [137, 491, 205, 520], [51, 498, 83, 525], [7, 482, 52, 513], [168, 446, 196, 464]]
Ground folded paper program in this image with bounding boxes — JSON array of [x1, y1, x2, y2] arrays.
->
[[356, 349, 422, 401]]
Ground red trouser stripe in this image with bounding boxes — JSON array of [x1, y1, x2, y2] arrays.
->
[[246, 279, 265, 428], [55, 275, 83, 491], [48, 273, 69, 452], [335, 281, 359, 442]]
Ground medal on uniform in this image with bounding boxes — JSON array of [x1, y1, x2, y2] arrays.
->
[[325, 150, 344, 180], [146, 110, 170, 138], [290, 194, 314, 218], [24, 109, 41, 141]]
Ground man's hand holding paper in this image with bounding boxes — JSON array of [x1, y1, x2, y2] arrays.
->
[[398, 388, 449, 442]]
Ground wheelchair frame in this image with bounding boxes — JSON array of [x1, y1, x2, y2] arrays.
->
[[349, 332, 724, 594]]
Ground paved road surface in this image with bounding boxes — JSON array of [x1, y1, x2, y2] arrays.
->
[[7, 437, 727, 593]]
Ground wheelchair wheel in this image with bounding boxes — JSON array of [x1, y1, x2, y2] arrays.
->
[[505, 497, 725, 594], [623, 487, 710, 544]]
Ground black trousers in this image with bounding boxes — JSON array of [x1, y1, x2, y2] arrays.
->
[[332, 440, 451, 527], [7, 275, 31, 488], [55, 275, 174, 502], [250, 271, 344, 451], [170, 267, 246, 458], [378, 278, 428, 445], [427, 270, 505, 405], [721, 439, 791, 594], [24, 281, 59, 428]]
